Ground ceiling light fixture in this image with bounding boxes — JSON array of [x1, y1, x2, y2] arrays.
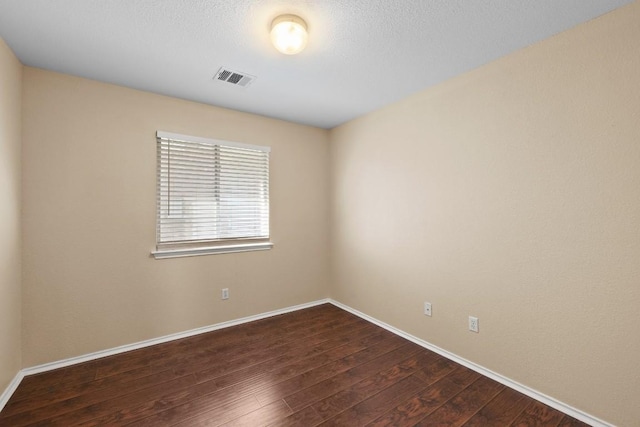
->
[[270, 14, 308, 55]]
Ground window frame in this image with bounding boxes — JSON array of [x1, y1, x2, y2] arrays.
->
[[151, 131, 273, 259]]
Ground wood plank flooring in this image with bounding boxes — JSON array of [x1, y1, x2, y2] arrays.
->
[[0, 304, 590, 426]]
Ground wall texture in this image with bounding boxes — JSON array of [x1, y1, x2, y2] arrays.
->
[[21, 68, 330, 366], [329, 3, 640, 426], [0, 38, 22, 393]]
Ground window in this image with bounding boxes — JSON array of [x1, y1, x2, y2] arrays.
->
[[152, 131, 272, 259]]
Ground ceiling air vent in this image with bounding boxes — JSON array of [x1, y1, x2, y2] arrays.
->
[[214, 67, 256, 88]]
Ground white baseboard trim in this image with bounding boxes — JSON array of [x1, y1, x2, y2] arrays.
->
[[0, 298, 330, 412], [0, 371, 24, 413], [328, 299, 612, 427]]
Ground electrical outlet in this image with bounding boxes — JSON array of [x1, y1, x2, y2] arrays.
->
[[468, 316, 479, 333], [424, 302, 432, 316], [221, 288, 229, 300]]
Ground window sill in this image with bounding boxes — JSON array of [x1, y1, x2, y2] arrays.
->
[[151, 242, 273, 259]]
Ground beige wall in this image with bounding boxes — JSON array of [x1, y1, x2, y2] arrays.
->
[[329, 3, 640, 426], [21, 68, 330, 366], [0, 38, 22, 393]]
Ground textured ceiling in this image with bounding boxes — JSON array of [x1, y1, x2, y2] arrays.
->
[[0, 0, 633, 128]]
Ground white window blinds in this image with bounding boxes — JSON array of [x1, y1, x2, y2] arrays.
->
[[156, 131, 270, 247]]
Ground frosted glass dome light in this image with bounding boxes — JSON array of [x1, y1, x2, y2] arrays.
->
[[270, 15, 308, 55]]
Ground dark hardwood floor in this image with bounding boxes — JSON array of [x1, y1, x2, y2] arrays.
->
[[0, 304, 590, 426]]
